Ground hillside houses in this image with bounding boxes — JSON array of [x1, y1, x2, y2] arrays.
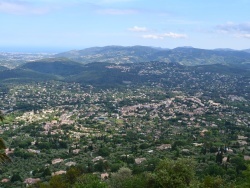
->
[[1, 80, 250, 186]]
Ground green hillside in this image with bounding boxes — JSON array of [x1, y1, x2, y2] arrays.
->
[[20, 58, 85, 76], [0, 69, 60, 83]]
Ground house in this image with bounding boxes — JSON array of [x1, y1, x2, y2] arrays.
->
[[200, 129, 208, 137], [135, 158, 146, 164], [5, 148, 14, 155], [52, 158, 64, 165], [27, 149, 40, 154], [238, 135, 248, 140], [65, 161, 76, 167], [157, 144, 172, 150], [181, 149, 190, 154], [1, 178, 9, 183], [238, 140, 247, 146], [72, 149, 80, 154], [244, 156, 250, 161], [52, 170, 67, 176], [92, 156, 104, 162], [24, 178, 40, 185], [222, 157, 228, 163], [193, 143, 203, 147], [101, 173, 109, 180]]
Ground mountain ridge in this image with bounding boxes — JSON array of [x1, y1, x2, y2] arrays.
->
[[55, 46, 250, 66]]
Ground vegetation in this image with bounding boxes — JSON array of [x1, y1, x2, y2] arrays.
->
[[0, 111, 4, 122], [0, 50, 250, 187], [0, 111, 11, 165], [26, 157, 250, 187]]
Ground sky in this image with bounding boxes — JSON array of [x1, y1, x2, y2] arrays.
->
[[1, 0, 250, 52]]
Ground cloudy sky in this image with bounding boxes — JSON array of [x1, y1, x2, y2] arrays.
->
[[1, 0, 250, 52]]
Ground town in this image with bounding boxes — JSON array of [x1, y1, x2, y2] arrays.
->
[[0, 69, 249, 187]]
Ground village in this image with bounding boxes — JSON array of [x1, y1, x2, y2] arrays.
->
[[0, 79, 249, 186]]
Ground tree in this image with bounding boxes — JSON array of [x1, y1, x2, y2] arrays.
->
[[154, 158, 196, 188], [0, 111, 11, 164], [42, 168, 52, 177], [65, 166, 82, 184], [108, 167, 132, 188], [216, 152, 223, 164], [94, 160, 110, 172], [0, 110, 4, 122], [49, 175, 68, 188], [98, 147, 110, 157], [202, 176, 224, 188], [240, 164, 250, 187], [204, 164, 225, 177], [74, 174, 108, 188], [119, 173, 148, 188], [230, 156, 247, 174], [10, 173, 22, 182]]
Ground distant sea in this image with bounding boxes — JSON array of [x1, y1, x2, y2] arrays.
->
[[0, 46, 82, 53]]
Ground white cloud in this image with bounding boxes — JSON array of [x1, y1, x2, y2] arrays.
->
[[217, 22, 250, 33], [216, 22, 250, 39], [143, 34, 164, 39], [0, 0, 52, 15], [142, 32, 187, 39], [128, 26, 148, 32], [97, 8, 138, 15], [236, 34, 250, 39], [162, 32, 187, 38], [162, 19, 202, 25], [0, 0, 26, 13]]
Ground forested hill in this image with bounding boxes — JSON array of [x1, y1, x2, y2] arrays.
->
[[20, 58, 85, 76], [0, 59, 249, 94], [55, 46, 250, 66]]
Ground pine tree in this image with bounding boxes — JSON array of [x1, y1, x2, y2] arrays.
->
[[0, 111, 11, 164], [0, 110, 4, 122]]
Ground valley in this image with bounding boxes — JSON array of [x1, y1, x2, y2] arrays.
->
[[0, 47, 250, 187]]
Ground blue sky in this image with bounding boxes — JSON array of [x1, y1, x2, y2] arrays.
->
[[1, 0, 250, 52]]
